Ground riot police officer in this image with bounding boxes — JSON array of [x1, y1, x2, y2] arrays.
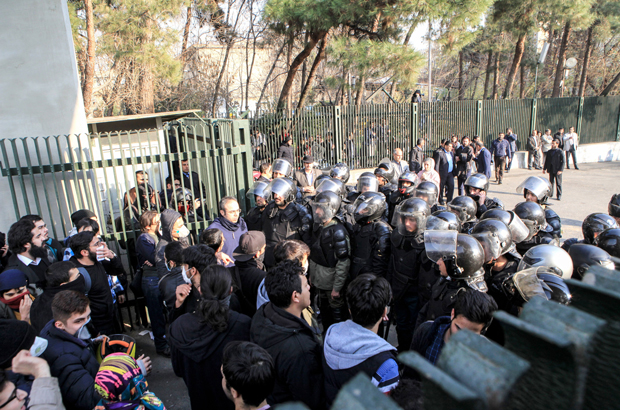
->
[[308, 191, 351, 331], [245, 181, 269, 231], [271, 158, 293, 179], [447, 196, 478, 233], [412, 181, 444, 214], [426, 210, 461, 231], [375, 161, 397, 201], [346, 172, 379, 204], [516, 176, 562, 240], [350, 192, 392, 280], [517, 244, 574, 279], [562, 213, 619, 251], [514, 201, 556, 255], [595, 228, 620, 258], [568, 243, 615, 280], [387, 197, 434, 351], [388, 172, 419, 223], [609, 194, 620, 224], [261, 178, 312, 268], [464, 173, 503, 218], [330, 162, 354, 194]]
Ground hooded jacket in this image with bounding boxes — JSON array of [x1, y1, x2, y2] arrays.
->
[[323, 320, 399, 406], [169, 311, 251, 410], [40, 320, 101, 410], [278, 142, 295, 165], [30, 276, 87, 333], [250, 303, 325, 409], [155, 209, 187, 279], [208, 216, 248, 265]]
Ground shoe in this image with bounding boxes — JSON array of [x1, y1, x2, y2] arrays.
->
[[557, 196, 561, 201], [566, 167, 570, 169], [528, 167, 532, 170], [575, 167, 579, 170], [498, 181, 502, 185], [157, 346, 171, 358]]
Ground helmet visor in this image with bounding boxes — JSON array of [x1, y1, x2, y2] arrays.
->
[[356, 175, 379, 193], [353, 196, 383, 222], [272, 159, 292, 177], [513, 268, 548, 302], [316, 179, 343, 196], [246, 181, 269, 200], [507, 211, 530, 243], [448, 204, 472, 223], [264, 178, 293, 201], [464, 174, 489, 191], [311, 202, 336, 225], [424, 230, 458, 263], [471, 232, 502, 262], [426, 215, 452, 231], [394, 205, 428, 236], [516, 177, 550, 201], [413, 189, 437, 206]]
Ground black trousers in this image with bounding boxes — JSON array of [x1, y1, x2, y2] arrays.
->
[[457, 169, 471, 196], [549, 172, 562, 199], [439, 175, 455, 204], [565, 148, 578, 168]]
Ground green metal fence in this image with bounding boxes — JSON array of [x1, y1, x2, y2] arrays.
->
[[248, 96, 620, 169]]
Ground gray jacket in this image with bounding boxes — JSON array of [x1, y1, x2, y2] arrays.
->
[[29, 377, 66, 410]]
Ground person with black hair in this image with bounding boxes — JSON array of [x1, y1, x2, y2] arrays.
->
[[30, 261, 87, 333], [221, 341, 275, 410], [123, 170, 160, 216], [19, 215, 64, 262], [5, 219, 54, 292], [323, 274, 399, 406], [155, 209, 191, 280], [200, 228, 224, 254], [250, 260, 325, 409], [69, 231, 125, 335], [410, 288, 497, 365], [157, 241, 187, 318], [408, 138, 426, 174], [230, 232, 267, 317], [62, 218, 100, 261], [169, 265, 251, 410], [63, 209, 98, 247]]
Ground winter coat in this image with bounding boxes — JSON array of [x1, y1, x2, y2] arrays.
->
[[231, 258, 266, 316], [278, 143, 295, 165], [30, 276, 87, 333], [409, 146, 425, 174], [155, 209, 188, 279], [208, 216, 248, 265], [250, 303, 325, 409], [40, 321, 101, 410], [28, 377, 66, 410], [169, 311, 251, 410]]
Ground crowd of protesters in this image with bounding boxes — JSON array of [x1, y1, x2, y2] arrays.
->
[[0, 116, 614, 410]]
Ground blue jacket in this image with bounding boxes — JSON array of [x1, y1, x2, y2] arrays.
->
[[40, 320, 100, 410], [136, 232, 159, 267], [505, 133, 517, 154], [491, 139, 511, 158], [476, 148, 492, 179], [208, 217, 248, 264]]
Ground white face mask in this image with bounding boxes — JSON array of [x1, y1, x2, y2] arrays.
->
[[181, 266, 194, 284], [30, 336, 48, 357], [177, 226, 190, 238], [75, 317, 92, 340]]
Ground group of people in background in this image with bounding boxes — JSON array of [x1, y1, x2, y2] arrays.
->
[[0, 121, 613, 410]]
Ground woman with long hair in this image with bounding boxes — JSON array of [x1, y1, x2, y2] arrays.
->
[[168, 265, 251, 410]]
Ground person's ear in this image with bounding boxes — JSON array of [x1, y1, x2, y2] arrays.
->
[[230, 386, 241, 400], [54, 320, 65, 330], [450, 308, 455, 321], [291, 291, 300, 305], [80, 249, 90, 259], [220, 209, 225, 217], [382, 307, 389, 321]]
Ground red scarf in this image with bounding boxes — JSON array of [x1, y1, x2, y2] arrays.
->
[[0, 290, 31, 311]]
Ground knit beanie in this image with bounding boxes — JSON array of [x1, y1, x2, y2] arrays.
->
[[0, 319, 37, 368]]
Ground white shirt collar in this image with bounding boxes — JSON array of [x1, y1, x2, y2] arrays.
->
[[17, 253, 41, 266]]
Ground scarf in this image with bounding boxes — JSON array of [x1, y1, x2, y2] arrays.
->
[[0, 291, 31, 311], [217, 216, 245, 233], [95, 353, 165, 410]]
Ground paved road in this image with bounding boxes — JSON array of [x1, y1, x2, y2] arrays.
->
[[131, 161, 619, 409]]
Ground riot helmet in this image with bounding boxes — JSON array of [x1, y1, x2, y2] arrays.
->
[[568, 243, 615, 280], [609, 194, 620, 218], [464, 173, 490, 202], [264, 178, 296, 205], [353, 192, 386, 224], [314, 174, 331, 189], [471, 219, 514, 262], [582, 213, 619, 244], [374, 166, 394, 186], [426, 210, 461, 231], [424, 231, 487, 291], [514, 201, 549, 240], [246, 181, 270, 208], [330, 163, 350, 183], [537, 271, 571, 305], [311, 191, 342, 225], [595, 228, 620, 258], [516, 176, 552, 204], [480, 209, 530, 244], [272, 159, 292, 178], [393, 198, 430, 237], [398, 172, 419, 196], [448, 196, 477, 223], [316, 177, 345, 198], [356, 172, 379, 193], [414, 181, 439, 206], [174, 187, 195, 216], [517, 244, 573, 279], [501, 267, 549, 308]]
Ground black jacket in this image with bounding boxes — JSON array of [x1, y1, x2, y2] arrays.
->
[[454, 145, 474, 176], [4, 253, 51, 291], [245, 206, 265, 231], [250, 303, 325, 409], [543, 148, 564, 174], [231, 258, 266, 316], [169, 311, 251, 410], [30, 277, 87, 333], [433, 149, 456, 180], [261, 201, 312, 268], [409, 146, 425, 173], [70, 256, 125, 335], [278, 143, 295, 165]]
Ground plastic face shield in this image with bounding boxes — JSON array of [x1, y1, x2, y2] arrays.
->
[[272, 159, 292, 178], [472, 232, 502, 262], [426, 215, 459, 231], [264, 178, 293, 201], [394, 206, 427, 236], [353, 195, 382, 222], [311, 202, 336, 224], [507, 211, 530, 244], [316, 179, 343, 196], [516, 176, 550, 201], [246, 181, 269, 200], [414, 189, 437, 206], [424, 230, 458, 263], [356, 175, 379, 193], [512, 267, 548, 302]]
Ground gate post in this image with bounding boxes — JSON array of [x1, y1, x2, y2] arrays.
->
[[333, 105, 343, 163], [530, 98, 537, 138], [411, 103, 418, 148], [476, 100, 483, 137], [577, 97, 584, 137]]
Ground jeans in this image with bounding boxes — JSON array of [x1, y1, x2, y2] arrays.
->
[[392, 292, 420, 351], [565, 148, 578, 168], [142, 276, 168, 351]]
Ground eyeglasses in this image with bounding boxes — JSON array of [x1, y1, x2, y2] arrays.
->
[[90, 239, 103, 248], [0, 386, 19, 409], [227, 209, 242, 214]]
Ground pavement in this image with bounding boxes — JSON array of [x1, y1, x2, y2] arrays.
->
[[125, 161, 619, 409]]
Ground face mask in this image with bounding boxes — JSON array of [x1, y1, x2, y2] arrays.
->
[[181, 267, 194, 284], [177, 226, 190, 238], [30, 336, 48, 357], [75, 317, 92, 340]]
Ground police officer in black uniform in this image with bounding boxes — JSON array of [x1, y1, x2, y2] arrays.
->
[[245, 181, 269, 231], [350, 192, 392, 280], [568, 243, 615, 280], [562, 213, 619, 252], [388, 172, 419, 223], [609, 194, 620, 225], [447, 196, 478, 233], [464, 173, 503, 218], [261, 178, 312, 268], [413, 181, 444, 214], [514, 201, 556, 255], [595, 228, 620, 259], [516, 176, 562, 240], [387, 197, 435, 351]]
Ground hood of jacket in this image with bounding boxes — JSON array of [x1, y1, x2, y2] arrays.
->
[[251, 302, 314, 349], [160, 209, 183, 243], [324, 320, 395, 370], [256, 278, 269, 310], [169, 311, 243, 363]]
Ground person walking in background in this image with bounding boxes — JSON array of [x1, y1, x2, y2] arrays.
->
[[543, 139, 564, 201], [527, 130, 541, 171], [455, 136, 474, 196], [563, 126, 580, 170], [505, 128, 517, 172], [409, 138, 425, 173], [433, 140, 456, 205], [490, 132, 511, 184], [474, 140, 492, 180], [541, 129, 553, 166]]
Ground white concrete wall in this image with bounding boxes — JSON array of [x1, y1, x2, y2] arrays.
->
[[512, 141, 620, 168], [0, 0, 88, 233]]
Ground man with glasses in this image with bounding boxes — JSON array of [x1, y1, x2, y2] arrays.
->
[[208, 196, 248, 266], [69, 231, 125, 335]]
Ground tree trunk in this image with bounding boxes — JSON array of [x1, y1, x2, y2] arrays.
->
[[492, 52, 500, 100], [297, 35, 328, 110], [256, 42, 286, 109], [579, 25, 594, 97], [181, 6, 191, 62], [483, 51, 493, 99], [519, 63, 526, 99], [601, 70, 620, 96], [301, 31, 309, 95], [82, 0, 95, 117], [139, 18, 155, 114], [552, 21, 571, 97], [471, 73, 479, 99], [286, 36, 293, 112], [276, 31, 324, 111], [355, 76, 365, 105], [458, 51, 465, 100], [503, 33, 526, 99]]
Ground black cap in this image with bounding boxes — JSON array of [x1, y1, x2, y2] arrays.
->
[[0, 319, 37, 368], [232, 231, 266, 261], [303, 155, 314, 163]]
